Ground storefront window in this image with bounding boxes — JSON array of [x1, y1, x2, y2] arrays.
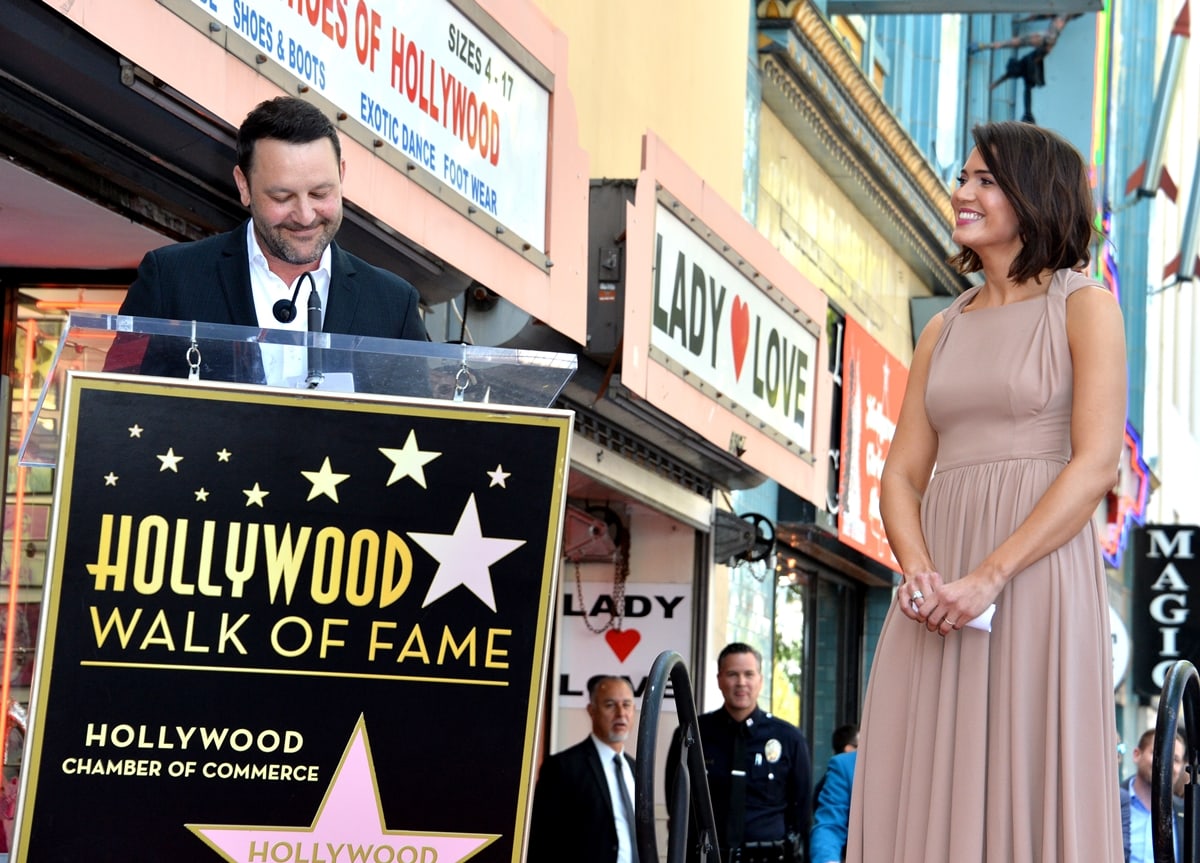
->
[[772, 573, 808, 725], [0, 287, 123, 847], [725, 558, 777, 705]]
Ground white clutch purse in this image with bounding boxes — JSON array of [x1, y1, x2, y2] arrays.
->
[[965, 604, 996, 632], [910, 602, 996, 632]]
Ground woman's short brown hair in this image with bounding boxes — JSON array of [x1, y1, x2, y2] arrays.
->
[[947, 121, 1098, 283]]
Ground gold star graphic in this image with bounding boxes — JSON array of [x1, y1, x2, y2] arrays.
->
[[195, 488, 210, 502], [156, 447, 183, 473], [379, 430, 441, 489], [301, 457, 350, 503], [216, 449, 232, 462], [243, 483, 269, 508]]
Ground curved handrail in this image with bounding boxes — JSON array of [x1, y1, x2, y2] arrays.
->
[[635, 650, 722, 863], [1153, 659, 1200, 863]]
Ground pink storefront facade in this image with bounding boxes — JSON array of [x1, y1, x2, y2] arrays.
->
[[0, 2, 845, 855]]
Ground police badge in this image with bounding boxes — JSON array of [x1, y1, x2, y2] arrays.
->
[[764, 738, 782, 763]]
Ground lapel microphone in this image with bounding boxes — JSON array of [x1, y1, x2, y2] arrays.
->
[[273, 271, 315, 324]]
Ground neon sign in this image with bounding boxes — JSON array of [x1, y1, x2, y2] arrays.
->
[[1102, 421, 1151, 568]]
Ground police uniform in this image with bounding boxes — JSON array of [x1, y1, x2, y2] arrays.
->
[[667, 706, 812, 863]]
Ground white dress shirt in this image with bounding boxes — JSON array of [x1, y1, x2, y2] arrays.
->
[[1128, 777, 1179, 863], [590, 734, 635, 863], [245, 221, 332, 385]]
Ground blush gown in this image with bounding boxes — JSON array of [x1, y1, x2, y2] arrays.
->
[[845, 270, 1123, 863]]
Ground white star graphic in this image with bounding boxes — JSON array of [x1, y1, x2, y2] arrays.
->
[[301, 457, 350, 502], [216, 448, 232, 463], [156, 448, 183, 472], [195, 488, 210, 502], [379, 430, 441, 488], [409, 494, 525, 611], [128, 424, 143, 438], [487, 464, 511, 488], [104, 472, 118, 487], [243, 483, 269, 508]]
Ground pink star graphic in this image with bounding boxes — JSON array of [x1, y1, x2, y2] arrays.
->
[[189, 718, 497, 862]]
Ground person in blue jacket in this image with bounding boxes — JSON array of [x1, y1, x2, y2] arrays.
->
[[810, 749, 856, 863]]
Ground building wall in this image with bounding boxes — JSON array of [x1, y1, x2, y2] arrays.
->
[[552, 502, 697, 751], [725, 482, 784, 716], [1108, 2, 1157, 431], [1141, 0, 1200, 526], [871, 13, 960, 177], [809, 576, 846, 779], [531, 0, 749, 207], [535, 0, 960, 782], [757, 107, 930, 363], [1026, 0, 1200, 769]]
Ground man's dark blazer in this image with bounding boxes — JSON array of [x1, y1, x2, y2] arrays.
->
[[1120, 784, 1131, 863], [526, 738, 634, 863], [120, 222, 426, 338], [108, 223, 427, 382]]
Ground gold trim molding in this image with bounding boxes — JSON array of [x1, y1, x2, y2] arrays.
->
[[757, 1, 965, 295], [788, 2, 952, 215]]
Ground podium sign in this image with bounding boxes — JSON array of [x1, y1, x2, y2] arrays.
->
[[14, 374, 571, 862]]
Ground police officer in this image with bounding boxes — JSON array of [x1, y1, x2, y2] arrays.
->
[[667, 643, 811, 862]]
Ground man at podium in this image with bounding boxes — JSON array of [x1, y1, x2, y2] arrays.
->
[[109, 96, 427, 384]]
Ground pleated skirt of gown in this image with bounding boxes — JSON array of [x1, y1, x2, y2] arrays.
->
[[845, 462, 1123, 863]]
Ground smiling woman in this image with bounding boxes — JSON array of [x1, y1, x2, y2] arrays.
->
[[847, 121, 1126, 863], [949, 121, 1098, 288], [951, 150, 1021, 262]]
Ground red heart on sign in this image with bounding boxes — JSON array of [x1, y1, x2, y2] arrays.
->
[[605, 628, 641, 663], [730, 296, 750, 380]]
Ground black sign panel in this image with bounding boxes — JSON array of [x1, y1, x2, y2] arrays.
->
[[1132, 524, 1200, 697], [15, 376, 570, 862]]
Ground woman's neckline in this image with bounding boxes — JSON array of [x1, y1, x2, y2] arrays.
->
[[960, 283, 1051, 314]]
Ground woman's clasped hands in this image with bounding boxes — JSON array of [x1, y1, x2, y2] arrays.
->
[[899, 569, 1000, 637]]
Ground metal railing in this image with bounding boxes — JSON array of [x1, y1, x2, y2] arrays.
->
[[635, 650, 722, 863], [1153, 659, 1200, 863]]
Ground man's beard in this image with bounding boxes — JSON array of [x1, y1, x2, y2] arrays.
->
[[254, 210, 341, 265]]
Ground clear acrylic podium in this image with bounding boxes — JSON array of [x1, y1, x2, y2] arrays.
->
[[18, 312, 577, 467], [11, 312, 576, 862]]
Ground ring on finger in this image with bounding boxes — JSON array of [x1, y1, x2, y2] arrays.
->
[[911, 590, 925, 602]]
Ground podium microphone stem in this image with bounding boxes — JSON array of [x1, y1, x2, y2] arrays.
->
[[304, 273, 324, 389]]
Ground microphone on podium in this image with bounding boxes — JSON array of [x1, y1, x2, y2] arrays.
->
[[303, 272, 324, 389]]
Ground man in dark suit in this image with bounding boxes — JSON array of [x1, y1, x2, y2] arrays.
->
[[527, 675, 639, 863], [113, 96, 426, 381]]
